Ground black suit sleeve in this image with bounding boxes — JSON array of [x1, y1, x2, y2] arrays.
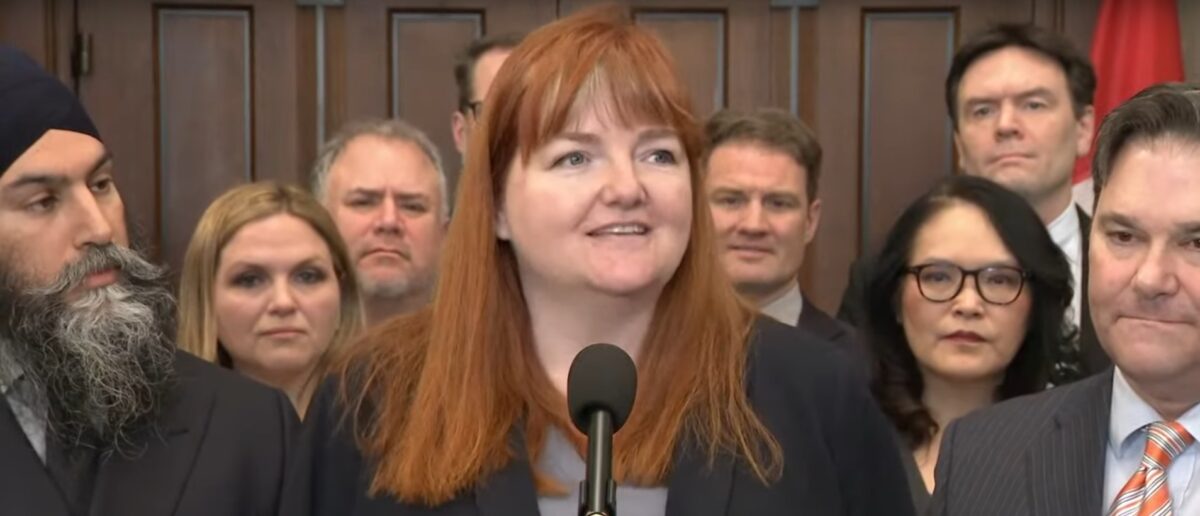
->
[[836, 258, 873, 328], [832, 362, 916, 516], [280, 380, 368, 516], [927, 419, 958, 516]]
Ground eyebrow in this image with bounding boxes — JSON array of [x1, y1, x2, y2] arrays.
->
[[224, 255, 332, 271], [555, 132, 602, 146], [963, 87, 1056, 107], [1095, 212, 1138, 228], [636, 127, 680, 145], [343, 188, 430, 200], [552, 128, 680, 147], [3, 151, 114, 192]]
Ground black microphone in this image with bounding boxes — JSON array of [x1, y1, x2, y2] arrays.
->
[[567, 343, 637, 516]]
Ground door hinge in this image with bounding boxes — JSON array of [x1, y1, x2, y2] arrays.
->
[[72, 32, 92, 79]]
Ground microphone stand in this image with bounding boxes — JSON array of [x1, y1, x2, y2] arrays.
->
[[578, 410, 617, 516]]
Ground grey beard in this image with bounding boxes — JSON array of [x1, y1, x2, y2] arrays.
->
[[0, 244, 177, 456]]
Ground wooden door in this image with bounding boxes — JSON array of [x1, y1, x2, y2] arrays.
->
[[69, 0, 305, 274], [326, 0, 558, 199], [0, 0, 74, 83], [4, 0, 1104, 312], [805, 0, 1098, 311]]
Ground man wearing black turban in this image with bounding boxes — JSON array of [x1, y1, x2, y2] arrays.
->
[[0, 45, 298, 516]]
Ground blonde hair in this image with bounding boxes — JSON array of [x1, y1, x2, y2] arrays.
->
[[177, 181, 364, 368]]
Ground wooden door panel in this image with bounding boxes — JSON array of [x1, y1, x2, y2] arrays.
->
[[859, 11, 957, 253], [156, 7, 254, 271], [75, 0, 301, 274], [633, 10, 726, 119], [335, 0, 557, 193], [806, 0, 1099, 312]]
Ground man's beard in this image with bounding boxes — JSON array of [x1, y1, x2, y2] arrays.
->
[[0, 244, 177, 456]]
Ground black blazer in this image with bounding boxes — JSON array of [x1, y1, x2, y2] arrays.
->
[[837, 204, 1111, 381], [0, 351, 300, 516], [797, 302, 869, 373], [285, 318, 915, 516], [929, 369, 1113, 516]]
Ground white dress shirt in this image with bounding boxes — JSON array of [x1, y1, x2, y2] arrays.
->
[[1104, 368, 1200, 514], [1047, 204, 1083, 330], [761, 283, 803, 327]]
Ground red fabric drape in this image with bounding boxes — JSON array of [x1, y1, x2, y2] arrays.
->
[[1073, 0, 1185, 184]]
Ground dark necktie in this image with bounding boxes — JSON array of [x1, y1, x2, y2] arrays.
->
[[44, 432, 99, 516]]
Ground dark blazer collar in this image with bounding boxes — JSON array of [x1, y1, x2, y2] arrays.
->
[[1027, 369, 1112, 516], [1074, 206, 1111, 375], [0, 399, 70, 516], [796, 302, 849, 343], [473, 426, 737, 516], [89, 355, 215, 515], [474, 429, 542, 516], [664, 440, 734, 516]]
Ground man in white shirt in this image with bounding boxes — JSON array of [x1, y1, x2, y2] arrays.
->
[[929, 82, 1200, 516], [840, 24, 1107, 384]]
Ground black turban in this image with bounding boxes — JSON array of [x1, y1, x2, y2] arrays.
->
[[0, 45, 101, 174]]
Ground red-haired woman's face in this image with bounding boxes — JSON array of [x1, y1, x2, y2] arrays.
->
[[496, 95, 693, 300]]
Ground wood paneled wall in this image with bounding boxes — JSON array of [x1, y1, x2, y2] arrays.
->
[[0, 0, 1134, 313]]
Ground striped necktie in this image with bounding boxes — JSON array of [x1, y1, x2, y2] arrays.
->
[[1109, 421, 1195, 516]]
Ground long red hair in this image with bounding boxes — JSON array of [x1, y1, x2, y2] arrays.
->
[[334, 6, 781, 505]]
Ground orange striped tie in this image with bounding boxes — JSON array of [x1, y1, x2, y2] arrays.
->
[[1108, 421, 1194, 516]]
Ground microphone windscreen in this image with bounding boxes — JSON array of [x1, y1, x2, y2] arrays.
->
[[567, 343, 637, 433]]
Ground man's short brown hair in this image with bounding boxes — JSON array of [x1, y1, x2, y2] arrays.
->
[[453, 33, 523, 114], [1091, 82, 1200, 200], [703, 108, 822, 202]]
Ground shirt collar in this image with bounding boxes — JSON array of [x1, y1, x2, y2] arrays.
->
[[761, 283, 804, 326], [1109, 367, 1200, 457], [1047, 203, 1081, 266]]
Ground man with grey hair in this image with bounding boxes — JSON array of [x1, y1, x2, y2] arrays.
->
[[313, 118, 448, 326], [0, 45, 296, 516]]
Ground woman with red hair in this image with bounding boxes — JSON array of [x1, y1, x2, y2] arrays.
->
[[287, 7, 912, 515]]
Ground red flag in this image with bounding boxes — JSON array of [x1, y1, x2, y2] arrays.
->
[[1074, 0, 1184, 189]]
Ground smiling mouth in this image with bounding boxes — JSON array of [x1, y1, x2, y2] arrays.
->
[[588, 223, 650, 236]]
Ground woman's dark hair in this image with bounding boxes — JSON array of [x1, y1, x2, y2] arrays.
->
[[866, 175, 1073, 448]]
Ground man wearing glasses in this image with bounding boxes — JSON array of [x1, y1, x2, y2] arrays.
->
[[449, 33, 521, 210]]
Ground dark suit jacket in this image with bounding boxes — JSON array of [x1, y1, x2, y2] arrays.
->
[[285, 318, 915, 516], [837, 204, 1111, 381], [928, 369, 1113, 516], [0, 351, 299, 516], [797, 303, 869, 373]]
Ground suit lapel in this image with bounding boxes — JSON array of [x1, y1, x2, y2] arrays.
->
[[664, 442, 734, 516], [89, 373, 214, 516], [474, 429, 541, 516], [1076, 207, 1109, 374], [0, 400, 70, 516], [1027, 371, 1111, 516], [796, 304, 840, 342]]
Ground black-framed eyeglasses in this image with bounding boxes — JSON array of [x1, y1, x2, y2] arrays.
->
[[906, 263, 1029, 305], [463, 100, 484, 118]]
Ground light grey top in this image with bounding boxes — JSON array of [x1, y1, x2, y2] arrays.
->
[[760, 283, 803, 327], [0, 367, 47, 462], [536, 425, 668, 516]]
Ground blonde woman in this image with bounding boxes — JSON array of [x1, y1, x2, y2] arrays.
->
[[178, 182, 364, 417]]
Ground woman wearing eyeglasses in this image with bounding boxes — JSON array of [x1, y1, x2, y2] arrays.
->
[[862, 175, 1074, 514]]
